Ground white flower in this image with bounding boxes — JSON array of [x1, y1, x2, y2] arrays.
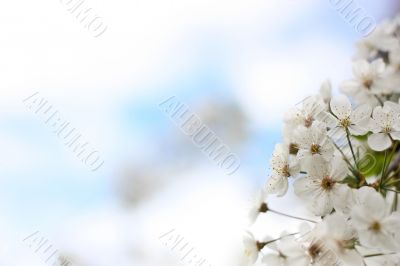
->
[[271, 144, 300, 178], [321, 213, 363, 266], [327, 95, 371, 135], [284, 95, 327, 129], [368, 101, 400, 151], [293, 124, 334, 162], [351, 187, 400, 252], [248, 189, 269, 225], [262, 236, 310, 266], [293, 156, 350, 216], [266, 144, 300, 197], [297, 222, 339, 265], [243, 232, 266, 264], [340, 59, 386, 105], [355, 20, 399, 60]]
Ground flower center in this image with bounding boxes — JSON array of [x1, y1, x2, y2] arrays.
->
[[363, 79, 373, 89], [259, 202, 268, 213], [308, 243, 322, 260], [321, 176, 335, 191], [310, 143, 321, 154], [340, 117, 351, 128], [336, 238, 357, 250], [370, 221, 381, 233], [289, 143, 299, 155], [256, 241, 266, 251], [281, 164, 291, 177], [304, 116, 314, 128], [383, 126, 392, 134]]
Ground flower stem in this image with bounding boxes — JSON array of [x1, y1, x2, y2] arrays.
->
[[383, 188, 400, 193], [265, 232, 299, 245], [382, 149, 389, 181], [364, 252, 396, 258], [374, 95, 384, 106], [331, 137, 356, 171], [392, 193, 398, 212], [385, 141, 398, 178], [346, 128, 358, 171], [269, 209, 317, 223]]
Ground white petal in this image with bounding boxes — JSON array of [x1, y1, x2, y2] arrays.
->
[[323, 112, 339, 128], [371, 58, 385, 74], [293, 177, 319, 199], [266, 175, 288, 197], [296, 149, 310, 161], [351, 205, 374, 228], [337, 250, 364, 266], [368, 133, 392, 151], [288, 159, 301, 176], [372, 106, 386, 126], [319, 145, 334, 161], [356, 187, 386, 219], [293, 126, 313, 148], [262, 254, 283, 266], [382, 212, 400, 234], [330, 156, 349, 181], [332, 185, 352, 213], [368, 118, 381, 133], [390, 131, 400, 141], [310, 191, 333, 216], [348, 124, 369, 135], [320, 80, 332, 102], [330, 95, 352, 119], [351, 104, 371, 122], [340, 80, 361, 94], [353, 60, 370, 78], [303, 156, 327, 178]]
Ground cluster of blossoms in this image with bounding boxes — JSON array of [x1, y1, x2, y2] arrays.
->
[[244, 15, 400, 266]]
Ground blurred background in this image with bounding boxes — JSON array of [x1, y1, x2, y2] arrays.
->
[[0, 0, 399, 265]]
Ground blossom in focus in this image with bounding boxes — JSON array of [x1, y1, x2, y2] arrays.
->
[[284, 95, 327, 130], [327, 94, 371, 135], [293, 156, 350, 216], [293, 124, 334, 162], [351, 187, 400, 252], [368, 101, 400, 151], [245, 13, 400, 266], [320, 213, 363, 266], [266, 143, 300, 197]]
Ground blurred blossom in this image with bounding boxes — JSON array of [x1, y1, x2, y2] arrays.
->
[[162, 100, 249, 162], [116, 163, 165, 208]]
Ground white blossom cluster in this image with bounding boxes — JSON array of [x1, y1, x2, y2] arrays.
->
[[245, 14, 400, 266]]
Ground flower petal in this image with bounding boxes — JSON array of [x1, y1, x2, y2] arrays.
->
[[266, 175, 288, 197], [348, 124, 369, 135], [351, 104, 372, 123], [368, 133, 392, 151], [353, 60, 370, 78], [330, 95, 352, 119], [390, 131, 400, 141]]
